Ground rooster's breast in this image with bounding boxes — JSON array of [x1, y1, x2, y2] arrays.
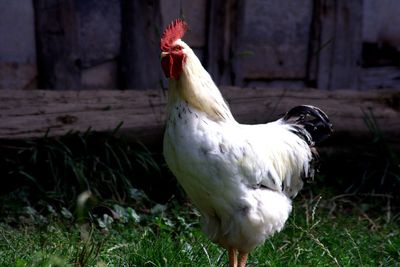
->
[[163, 101, 293, 252], [163, 101, 236, 209]]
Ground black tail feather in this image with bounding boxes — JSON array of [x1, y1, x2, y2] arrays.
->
[[282, 105, 332, 183], [283, 105, 333, 145]]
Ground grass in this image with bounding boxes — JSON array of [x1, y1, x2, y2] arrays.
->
[[0, 131, 178, 217], [0, 195, 399, 267], [0, 126, 398, 266]]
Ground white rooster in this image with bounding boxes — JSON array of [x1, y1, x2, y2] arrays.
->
[[161, 19, 332, 267]]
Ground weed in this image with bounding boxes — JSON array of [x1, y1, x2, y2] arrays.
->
[[0, 130, 178, 222]]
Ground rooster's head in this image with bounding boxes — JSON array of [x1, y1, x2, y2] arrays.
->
[[160, 19, 189, 80]]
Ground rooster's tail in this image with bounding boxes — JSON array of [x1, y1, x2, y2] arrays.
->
[[282, 105, 333, 146], [281, 105, 333, 183]]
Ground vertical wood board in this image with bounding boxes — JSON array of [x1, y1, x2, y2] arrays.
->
[[206, 0, 244, 85], [119, 0, 163, 89], [312, 0, 363, 90], [0, 0, 37, 89], [160, 0, 207, 48], [238, 0, 313, 80], [33, 0, 82, 90]]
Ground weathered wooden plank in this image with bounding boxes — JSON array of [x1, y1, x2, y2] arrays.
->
[[310, 0, 363, 90], [239, 0, 313, 80], [77, 0, 121, 90], [363, 0, 400, 47], [76, 0, 121, 68], [361, 67, 400, 90], [160, 0, 207, 48], [205, 0, 245, 85], [0, 88, 399, 147], [119, 0, 163, 90], [205, 0, 227, 84], [0, 0, 37, 89], [33, 0, 81, 90]]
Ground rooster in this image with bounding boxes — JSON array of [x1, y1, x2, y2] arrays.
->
[[161, 19, 332, 267]]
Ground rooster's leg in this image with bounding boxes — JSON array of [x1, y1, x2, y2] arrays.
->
[[228, 247, 237, 267], [238, 252, 248, 267]]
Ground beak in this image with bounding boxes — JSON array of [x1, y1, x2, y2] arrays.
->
[[161, 52, 169, 58]]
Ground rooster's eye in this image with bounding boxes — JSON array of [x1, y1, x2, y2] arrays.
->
[[172, 45, 183, 51]]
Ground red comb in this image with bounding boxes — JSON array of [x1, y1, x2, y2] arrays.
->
[[160, 19, 188, 51]]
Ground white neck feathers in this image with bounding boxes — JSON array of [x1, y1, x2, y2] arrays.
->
[[167, 40, 233, 122]]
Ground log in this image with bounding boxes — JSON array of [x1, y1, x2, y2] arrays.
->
[[0, 88, 399, 147]]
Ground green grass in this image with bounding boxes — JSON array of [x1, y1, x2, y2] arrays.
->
[[0, 131, 177, 215], [0, 196, 399, 267], [0, 130, 399, 266]]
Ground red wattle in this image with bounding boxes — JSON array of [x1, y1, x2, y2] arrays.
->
[[161, 55, 173, 78], [161, 53, 186, 80]]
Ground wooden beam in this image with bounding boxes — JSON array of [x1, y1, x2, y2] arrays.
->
[[0, 88, 399, 147]]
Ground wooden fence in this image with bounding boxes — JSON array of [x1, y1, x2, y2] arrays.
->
[[1, 0, 400, 91]]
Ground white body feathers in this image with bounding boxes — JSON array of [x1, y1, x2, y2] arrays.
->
[[163, 40, 313, 252]]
